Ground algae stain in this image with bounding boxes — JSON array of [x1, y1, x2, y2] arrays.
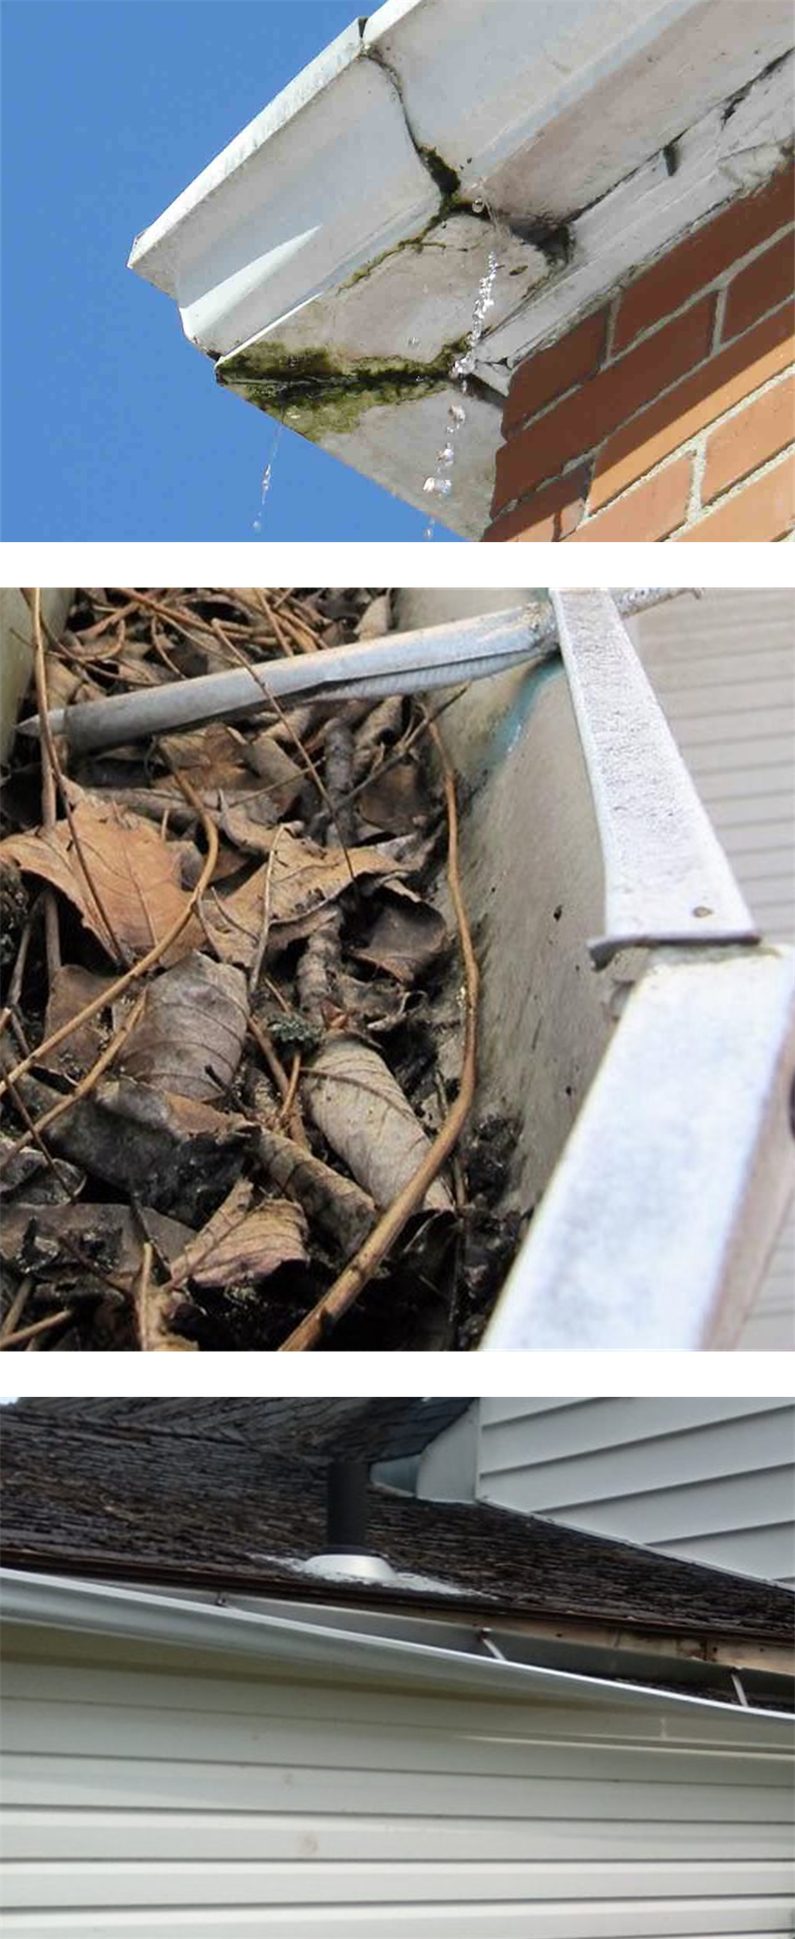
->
[[217, 337, 468, 442]]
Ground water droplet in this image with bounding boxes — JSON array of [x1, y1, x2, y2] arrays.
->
[[472, 196, 485, 214], [420, 235, 501, 537], [252, 518, 262, 533]]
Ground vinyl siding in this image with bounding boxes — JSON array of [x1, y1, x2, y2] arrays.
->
[[478, 1399, 795, 1586], [630, 589, 795, 1350], [1, 1626, 793, 1936]]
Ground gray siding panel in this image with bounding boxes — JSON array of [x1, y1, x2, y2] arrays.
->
[[478, 1400, 795, 1584], [1, 1632, 793, 1935]]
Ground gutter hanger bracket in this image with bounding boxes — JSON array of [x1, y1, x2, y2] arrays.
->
[[551, 589, 759, 966]]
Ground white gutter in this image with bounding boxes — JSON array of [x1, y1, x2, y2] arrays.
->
[[484, 942, 795, 1350], [2, 1569, 790, 1735], [128, 0, 793, 535], [481, 594, 795, 1350]]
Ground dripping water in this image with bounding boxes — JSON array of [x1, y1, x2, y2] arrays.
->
[[252, 420, 284, 534], [422, 193, 500, 539]]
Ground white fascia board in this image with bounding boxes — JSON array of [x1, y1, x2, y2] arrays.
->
[[482, 51, 795, 386], [2, 1568, 790, 1737], [128, 0, 793, 534]]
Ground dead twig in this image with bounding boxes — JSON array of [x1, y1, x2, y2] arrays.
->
[[24, 589, 126, 965], [0, 992, 146, 1174], [247, 824, 284, 998], [133, 1241, 156, 1349], [0, 1276, 33, 1340], [0, 909, 35, 1046], [0, 769, 219, 1103], [247, 1015, 308, 1147], [207, 617, 359, 888], [278, 1052, 302, 1129], [279, 717, 478, 1350], [32, 617, 62, 986], [0, 1307, 71, 1351]]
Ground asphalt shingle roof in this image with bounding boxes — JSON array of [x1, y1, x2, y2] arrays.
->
[[13, 1398, 472, 1461], [2, 1403, 793, 1646]]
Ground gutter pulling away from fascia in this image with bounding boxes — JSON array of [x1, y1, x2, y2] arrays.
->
[[1, 1568, 790, 1729]]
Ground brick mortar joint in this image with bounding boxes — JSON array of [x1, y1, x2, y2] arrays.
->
[[679, 437, 795, 531], [493, 299, 794, 519], [501, 211, 794, 440], [586, 357, 795, 518], [491, 361, 794, 535], [601, 213, 795, 369], [563, 437, 795, 543]]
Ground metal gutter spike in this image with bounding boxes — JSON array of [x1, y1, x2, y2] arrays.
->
[[23, 589, 677, 757], [551, 590, 759, 964], [24, 607, 543, 756]]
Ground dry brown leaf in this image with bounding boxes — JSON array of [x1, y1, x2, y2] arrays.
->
[[305, 1034, 452, 1213], [0, 1134, 82, 1204], [160, 724, 251, 792], [206, 831, 401, 969], [43, 654, 103, 712], [353, 885, 448, 985], [356, 593, 391, 641], [116, 953, 249, 1101], [135, 1241, 198, 1353], [9, 1065, 249, 1222], [169, 1177, 308, 1288], [353, 696, 403, 778], [41, 965, 117, 1078], [0, 793, 199, 966], [0, 1201, 193, 1284], [358, 759, 429, 835], [256, 1123, 375, 1260], [216, 800, 281, 858], [245, 731, 305, 810]]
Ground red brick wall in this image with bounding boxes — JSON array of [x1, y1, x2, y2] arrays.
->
[[484, 162, 795, 542]]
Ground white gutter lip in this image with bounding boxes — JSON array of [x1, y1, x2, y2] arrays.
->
[[1, 1568, 791, 1728], [127, 14, 368, 288]]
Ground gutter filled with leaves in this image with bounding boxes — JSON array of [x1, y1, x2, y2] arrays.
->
[[0, 588, 527, 1353]]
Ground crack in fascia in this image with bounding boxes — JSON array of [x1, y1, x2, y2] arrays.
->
[[556, 54, 793, 232], [722, 49, 792, 125]]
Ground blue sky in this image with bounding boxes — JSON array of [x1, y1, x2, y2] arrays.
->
[[2, 0, 458, 543]]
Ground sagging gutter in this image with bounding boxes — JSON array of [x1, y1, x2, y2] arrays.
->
[[2, 1569, 791, 1729], [127, 0, 794, 535]]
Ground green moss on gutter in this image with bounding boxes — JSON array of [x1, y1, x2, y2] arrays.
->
[[342, 215, 447, 290], [415, 143, 460, 204], [216, 336, 468, 440]]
